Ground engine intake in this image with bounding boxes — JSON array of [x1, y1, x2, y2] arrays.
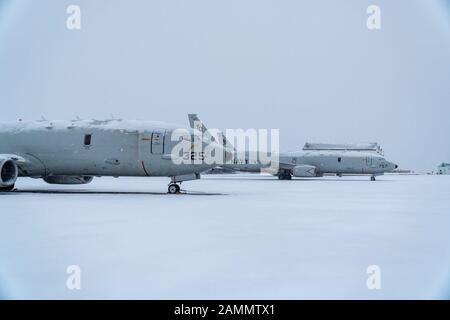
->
[[0, 159, 18, 188], [292, 165, 317, 177]]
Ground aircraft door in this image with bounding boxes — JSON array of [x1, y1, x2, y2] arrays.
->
[[138, 131, 163, 175], [138, 132, 151, 160], [151, 130, 165, 154]]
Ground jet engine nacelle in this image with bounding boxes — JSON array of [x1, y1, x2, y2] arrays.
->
[[292, 165, 317, 177], [0, 158, 19, 188], [43, 176, 94, 185]]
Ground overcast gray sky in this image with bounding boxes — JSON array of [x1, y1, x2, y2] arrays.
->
[[1, 0, 449, 171]]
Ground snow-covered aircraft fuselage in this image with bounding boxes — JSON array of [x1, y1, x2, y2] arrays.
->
[[0, 119, 221, 193]]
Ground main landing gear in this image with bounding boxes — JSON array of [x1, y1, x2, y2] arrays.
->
[[371, 175, 376, 181], [167, 173, 201, 194], [0, 184, 15, 192], [278, 172, 292, 180], [168, 183, 181, 194]]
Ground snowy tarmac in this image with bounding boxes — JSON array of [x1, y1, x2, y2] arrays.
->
[[0, 174, 449, 299]]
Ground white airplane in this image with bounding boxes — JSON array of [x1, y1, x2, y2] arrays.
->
[[188, 114, 398, 181], [0, 118, 225, 193]]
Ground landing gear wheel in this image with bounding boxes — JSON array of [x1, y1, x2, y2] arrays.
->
[[168, 184, 180, 194], [371, 176, 376, 181], [0, 184, 15, 191], [278, 173, 292, 180]]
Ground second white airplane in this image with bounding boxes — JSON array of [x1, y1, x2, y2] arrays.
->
[[189, 114, 398, 181]]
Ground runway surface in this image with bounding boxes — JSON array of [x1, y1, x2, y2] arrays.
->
[[0, 174, 449, 299]]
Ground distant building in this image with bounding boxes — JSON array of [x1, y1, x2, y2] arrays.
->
[[437, 163, 450, 175]]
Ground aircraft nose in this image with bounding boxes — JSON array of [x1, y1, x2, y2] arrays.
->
[[388, 162, 398, 171]]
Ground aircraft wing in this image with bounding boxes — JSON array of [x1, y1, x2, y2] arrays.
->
[[276, 154, 297, 170], [0, 154, 39, 177], [278, 162, 296, 169], [0, 154, 28, 164]]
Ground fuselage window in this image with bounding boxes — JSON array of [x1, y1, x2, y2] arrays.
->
[[84, 134, 92, 146], [338, 157, 342, 163]]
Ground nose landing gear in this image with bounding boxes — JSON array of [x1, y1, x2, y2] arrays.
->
[[168, 183, 181, 194], [371, 175, 376, 181]]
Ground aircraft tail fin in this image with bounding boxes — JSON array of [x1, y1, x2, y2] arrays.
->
[[188, 114, 207, 135], [188, 114, 236, 158]]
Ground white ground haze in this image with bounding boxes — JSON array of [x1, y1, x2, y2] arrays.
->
[[0, 174, 449, 299]]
